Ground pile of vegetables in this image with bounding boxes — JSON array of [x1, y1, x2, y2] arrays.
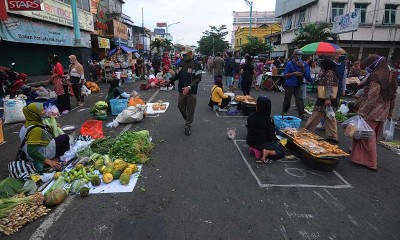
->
[[0, 192, 50, 235], [76, 130, 153, 164], [91, 101, 108, 120], [335, 111, 348, 122], [91, 153, 139, 185], [304, 102, 314, 113], [42, 117, 64, 137]]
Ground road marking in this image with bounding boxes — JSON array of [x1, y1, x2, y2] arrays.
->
[[215, 111, 247, 118], [347, 214, 359, 227], [233, 139, 353, 188], [30, 124, 133, 239], [147, 89, 160, 103], [279, 225, 290, 240], [29, 196, 75, 240]]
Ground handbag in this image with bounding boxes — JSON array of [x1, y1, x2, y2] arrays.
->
[[70, 76, 81, 84], [8, 125, 45, 179], [317, 86, 338, 99]]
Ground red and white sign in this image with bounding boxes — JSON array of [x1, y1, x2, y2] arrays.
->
[[7, 0, 42, 11], [156, 22, 167, 27]]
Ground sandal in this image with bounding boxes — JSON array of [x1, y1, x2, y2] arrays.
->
[[255, 159, 273, 164]]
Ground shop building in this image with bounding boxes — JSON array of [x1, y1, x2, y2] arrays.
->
[[275, 0, 400, 61], [0, 0, 94, 76], [234, 24, 281, 51]]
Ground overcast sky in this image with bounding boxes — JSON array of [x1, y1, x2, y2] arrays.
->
[[124, 0, 276, 46]]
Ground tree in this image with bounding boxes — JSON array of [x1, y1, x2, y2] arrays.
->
[[293, 23, 339, 47], [240, 36, 270, 56], [150, 39, 173, 55], [197, 25, 231, 56]]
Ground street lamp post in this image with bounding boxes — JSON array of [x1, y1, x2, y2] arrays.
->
[[166, 22, 180, 40], [244, 0, 253, 38]]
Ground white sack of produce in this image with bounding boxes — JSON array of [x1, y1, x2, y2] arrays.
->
[[3, 97, 26, 124], [116, 105, 144, 123]]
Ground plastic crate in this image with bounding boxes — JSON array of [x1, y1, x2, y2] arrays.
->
[[273, 115, 302, 129], [109, 99, 128, 116]]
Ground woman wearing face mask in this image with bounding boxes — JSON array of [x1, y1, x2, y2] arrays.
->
[[46, 54, 71, 114], [68, 55, 85, 106], [13, 103, 69, 176], [352, 54, 398, 172]]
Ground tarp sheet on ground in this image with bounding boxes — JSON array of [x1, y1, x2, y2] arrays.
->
[[41, 164, 143, 195], [145, 102, 170, 115]]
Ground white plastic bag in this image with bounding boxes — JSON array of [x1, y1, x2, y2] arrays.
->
[[383, 119, 395, 141], [227, 127, 237, 140], [325, 106, 335, 120], [3, 97, 26, 124], [342, 115, 374, 139], [81, 85, 91, 96], [338, 103, 349, 115], [116, 106, 144, 123], [44, 104, 60, 117]]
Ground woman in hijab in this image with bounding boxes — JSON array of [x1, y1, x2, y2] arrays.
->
[[46, 54, 71, 114], [351, 54, 398, 171], [210, 75, 231, 111], [68, 55, 85, 106], [10, 73, 39, 100], [246, 96, 286, 164], [18, 103, 69, 172], [305, 59, 339, 143], [105, 79, 130, 111]]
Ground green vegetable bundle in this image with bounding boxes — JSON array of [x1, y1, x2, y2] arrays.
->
[[42, 117, 64, 137], [90, 137, 116, 155], [110, 130, 153, 163]]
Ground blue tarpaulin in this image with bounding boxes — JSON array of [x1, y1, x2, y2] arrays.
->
[[108, 45, 138, 56]]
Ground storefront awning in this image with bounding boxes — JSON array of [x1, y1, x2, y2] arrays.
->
[[108, 45, 138, 56]]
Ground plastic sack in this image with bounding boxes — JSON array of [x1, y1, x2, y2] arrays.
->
[[3, 97, 26, 124], [342, 115, 374, 139], [383, 119, 395, 141], [45, 104, 60, 117], [227, 127, 237, 140], [80, 120, 104, 139], [325, 106, 335, 120], [338, 103, 349, 115], [106, 120, 119, 128], [81, 85, 91, 96], [116, 106, 144, 123]]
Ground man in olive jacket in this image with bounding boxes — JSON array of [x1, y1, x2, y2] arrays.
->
[[168, 47, 203, 136]]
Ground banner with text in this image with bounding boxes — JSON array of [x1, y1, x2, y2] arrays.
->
[[332, 11, 359, 34], [98, 37, 109, 49], [7, 0, 94, 31], [7, 0, 43, 11], [0, 15, 91, 47]]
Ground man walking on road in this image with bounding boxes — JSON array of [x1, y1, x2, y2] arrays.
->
[[168, 47, 203, 136], [282, 49, 309, 119], [213, 52, 224, 77], [224, 52, 235, 91]]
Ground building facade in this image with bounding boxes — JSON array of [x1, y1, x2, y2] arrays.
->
[[275, 0, 400, 60], [232, 11, 280, 47], [234, 24, 281, 51]]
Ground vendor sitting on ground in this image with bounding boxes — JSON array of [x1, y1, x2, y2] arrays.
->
[[19, 103, 70, 172], [246, 96, 286, 164], [10, 73, 39, 100], [105, 79, 130, 110], [210, 75, 231, 111]]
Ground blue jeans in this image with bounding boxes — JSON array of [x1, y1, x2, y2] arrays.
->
[[254, 142, 285, 159], [225, 76, 234, 87]]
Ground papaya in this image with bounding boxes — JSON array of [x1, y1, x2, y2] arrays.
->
[[44, 189, 67, 206], [112, 169, 122, 179], [123, 168, 133, 176], [119, 173, 130, 185], [102, 173, 113, 184], [127, 163, 138, 173]]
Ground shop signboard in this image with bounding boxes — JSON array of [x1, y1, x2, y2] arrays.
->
[[332, 11, 359, 34], [113, 37, 128, 46], [154, 28, 165, 35], [7, 0, 94, 31], [0, 15, 91, 47], [7, 0, 43, 11], [107, 19, 127, 40], [156, 22, 167, 27], [98, 37, 110, 49]]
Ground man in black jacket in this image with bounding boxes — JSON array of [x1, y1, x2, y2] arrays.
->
[[168, 47, 202, 136]]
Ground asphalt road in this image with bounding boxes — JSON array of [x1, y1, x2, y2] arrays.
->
[[1, 73, 399, 240]]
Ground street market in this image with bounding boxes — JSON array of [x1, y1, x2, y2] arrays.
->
[[0, 0, 400, 239]]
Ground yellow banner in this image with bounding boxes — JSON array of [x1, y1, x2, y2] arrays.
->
[[98, 37, 110, 49]]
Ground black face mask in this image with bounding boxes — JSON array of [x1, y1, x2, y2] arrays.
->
[[338, 55, 346, 62]]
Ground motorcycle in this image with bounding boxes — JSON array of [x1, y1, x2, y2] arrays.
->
[[0, 62, 19, 96]]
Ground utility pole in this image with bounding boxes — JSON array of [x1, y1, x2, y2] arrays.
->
[[244, 0, 253, 38]]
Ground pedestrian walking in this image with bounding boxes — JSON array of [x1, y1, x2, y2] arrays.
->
[[233, 51, 242, 90], [207, 56, 214, 73], [282, 49, 309, 119], [241, 54, 255, 96], [224, 52, 235, 91], [68, 55, 85, 106], [167, 47, 203, 136], [351, 54, 398, 171], [255, 58, 265, 90], [46, 55, 71, 114], [304, 59, 339, 143], [334, 48, 347, 99], [213, 53, 224, 77]]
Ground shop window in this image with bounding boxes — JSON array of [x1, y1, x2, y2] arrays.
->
[[56, 0, 90, 12], [331, 3, 345, 22], [297, 9, 305, 28], [285, 14, 292, 30], [384, 5, 397, 25], [355, 4, 367, 24]]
